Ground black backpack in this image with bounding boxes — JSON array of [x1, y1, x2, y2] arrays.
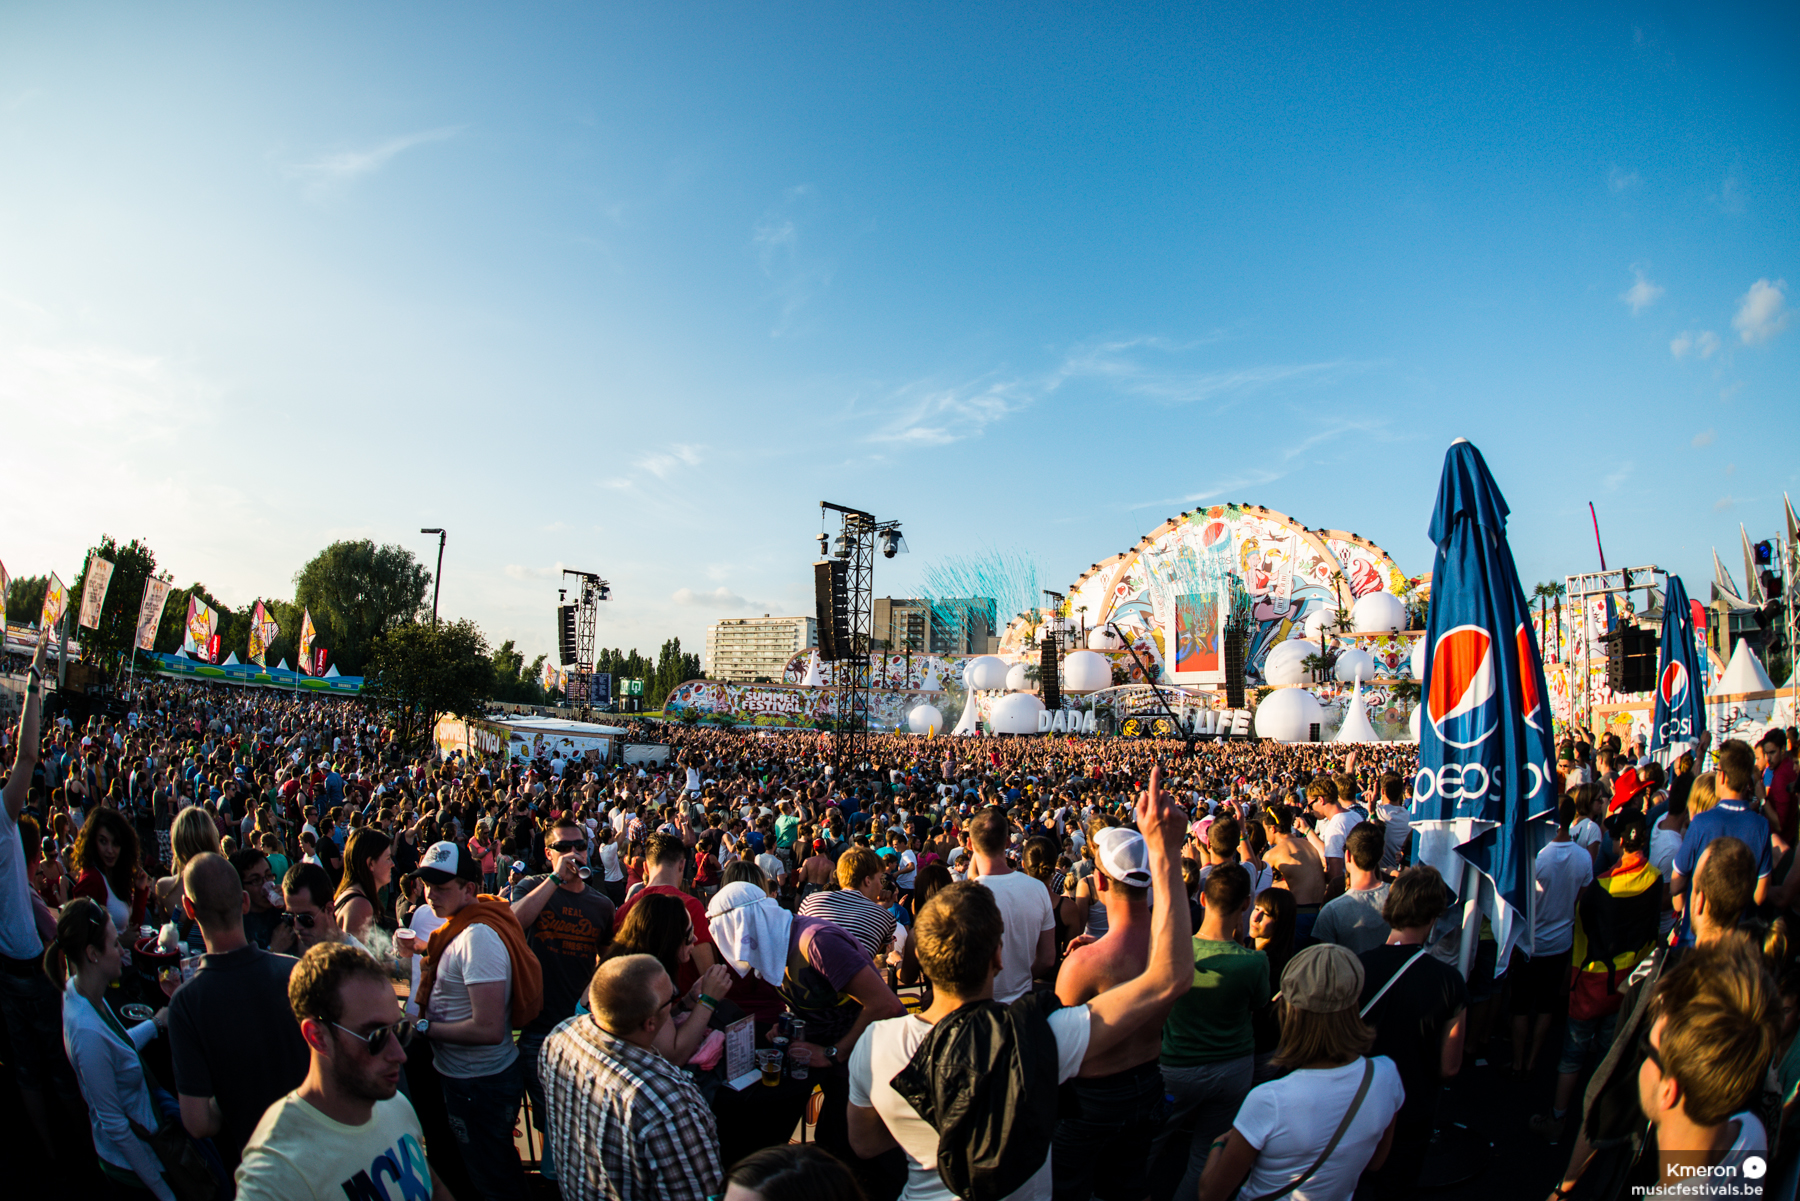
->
[[890, 991, 1064, 1201]]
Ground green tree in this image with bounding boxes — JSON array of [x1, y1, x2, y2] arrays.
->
[[361, 619, 492, 750], [647, 637, 702, 709], [488, 640, 549, 704], [65, 537, 160, 668], [5, 574, 49, 627], [293, 541, 432, 676]]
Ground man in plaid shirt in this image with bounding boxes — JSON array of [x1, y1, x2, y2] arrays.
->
[[539, 954, 723, 1201]]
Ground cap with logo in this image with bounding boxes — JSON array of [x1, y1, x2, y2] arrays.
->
[[1093, 827, 1151, 887], [415, 840, 482, 885]]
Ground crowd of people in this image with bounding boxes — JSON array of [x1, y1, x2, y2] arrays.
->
[[3, 631, 1799, 1201]]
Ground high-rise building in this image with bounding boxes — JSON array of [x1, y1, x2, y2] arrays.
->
[[703, 615, 818, 682], [873, 597, 998, 656]]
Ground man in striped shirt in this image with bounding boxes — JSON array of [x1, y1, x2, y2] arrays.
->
[[798, 845, 897, 962]]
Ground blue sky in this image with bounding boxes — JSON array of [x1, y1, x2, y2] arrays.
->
[[1, 3, 1794, 666]]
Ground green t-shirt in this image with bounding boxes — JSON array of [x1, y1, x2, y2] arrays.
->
[[775, 815, 800, 848], [1161, 937, 1271, 1066]]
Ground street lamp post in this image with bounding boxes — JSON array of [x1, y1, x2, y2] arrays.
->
[[421, 529, 446, 626]]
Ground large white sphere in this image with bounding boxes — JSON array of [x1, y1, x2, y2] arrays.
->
[[1410, 637, 1426, 681], [989, 692, 1045, 735], [1254, 688, 1325, 742], [1408, 705, 1422, 742], [1088, 626, 1124, 651], [1062, 650, 1111, 693], [964, 655, 1009, 691], [1263, 640, 1319, 686], [1005, 661, 1035, 692], [1334, 647, 1377, 683], [907, 704, 944, 735], [1303, 607, 1338, 640], [1351, 592, 1407, 633]]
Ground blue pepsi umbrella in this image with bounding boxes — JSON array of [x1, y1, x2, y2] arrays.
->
[[1651, 575, 1706, 754], [1412, 440, 1559, 975]]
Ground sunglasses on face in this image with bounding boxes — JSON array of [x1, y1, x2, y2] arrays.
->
[[1639, 1028, 1663, 1072], [549, 839, 588, 852], [332, 1019, 414, 1056], [280, 911, 318, 928]]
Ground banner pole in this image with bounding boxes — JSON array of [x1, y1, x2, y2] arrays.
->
[[1458, 859, 1482, 981]]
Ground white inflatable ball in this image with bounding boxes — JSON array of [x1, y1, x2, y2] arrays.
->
[[1410, 637, 1426, 681], [964, 655, 1009, 691], [1253, 688, 1325, 743], [1333, 647, 1376, 683], [989, 691, 1046, 735], [1088, 626, 1124, 651], [907, 704, 944, 735], [1408, 705, 1422, 742], [1005, 661, 1035, 692], [1262, 639, 1319, 687], [1062, 650, 1112, 693], [1351, 591, 1406, 633]]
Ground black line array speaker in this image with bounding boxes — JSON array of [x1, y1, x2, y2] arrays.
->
[[1605, 625, 1657, 693], [1224, 627, 1246, 709], [1040, 639, 1060, 715], [556, 604, 578, 666], [814, 560, 851, 660]]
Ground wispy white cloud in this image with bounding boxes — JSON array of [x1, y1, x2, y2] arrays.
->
[[634, 444, 704, 478], [672, 586, 755, 609], [504, 564, 562, 581], [1711, 171, 1745, 215], [865, 377, 1034, 446], [1670, 330, 1719, 360], [1714, 495, 1736, 512], [281, 126, 463, 201], [1732, 278, 1788, 345], [1620, 266, 1664, 315], [1124, 420, 1388, 509], [1603, 461, 1634, 491], [1607, 166, 1641, 193], [1692, 428, 1716, 448]]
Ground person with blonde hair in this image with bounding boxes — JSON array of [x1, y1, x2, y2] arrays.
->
[[154, 805, 223, 932], [1196, 943, 1405, 1201]]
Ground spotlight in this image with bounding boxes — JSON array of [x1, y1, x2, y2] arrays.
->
[[817, 533, 830, 557], [880, 528, 907, 559], [834, 533, 852, 559]]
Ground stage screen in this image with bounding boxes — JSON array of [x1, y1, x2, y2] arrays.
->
[[1167, 590, 1224, 684]]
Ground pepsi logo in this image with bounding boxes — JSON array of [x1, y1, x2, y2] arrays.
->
[[1427, 625, 1498, 749], [1514, 623, 1543, 731], [1660, 661, 1688, 708]]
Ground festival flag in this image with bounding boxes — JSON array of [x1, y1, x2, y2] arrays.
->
[[1411, 440, 1558, 977], [184, 595, 217, 658], [78, 557, 115, 630], [298, 609, 318, 674], [206, 634, 221, 664], [1651, 576, 1706, 753], [312, 648, 329, 676], [248, 601, 280, 668], [541, 659, 561, 693], [0, 559, 9, 623], [135, 577, 172, 652], [40, 573, 68, 632]]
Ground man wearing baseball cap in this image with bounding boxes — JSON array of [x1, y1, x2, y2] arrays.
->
[[411, 841, 539, 1201], [1051, 825, 1166, 1201]]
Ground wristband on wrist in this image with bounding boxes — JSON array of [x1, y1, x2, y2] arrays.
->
[[697, 993, 719, 1009]]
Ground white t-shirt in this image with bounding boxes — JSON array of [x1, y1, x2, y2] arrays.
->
[[429, 923, 516, 1078], [975, 871, 1054, 1003], [235, 1090, 429, 1201], [896, 849, 918, 890], [1232, 1057, 1405, 1201], [756, 852, 786, 881], [1318, 810, 1360, 863], [404, 906, 447, 1018], [1571, 817, 1602, 857], [849, 1007, 1092, 1201], [1533, 840, 1595, 956]]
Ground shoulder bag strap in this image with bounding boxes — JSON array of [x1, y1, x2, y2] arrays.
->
[[1359, 948, 1428, 1019], [1248, 1057, 1377, 1201]]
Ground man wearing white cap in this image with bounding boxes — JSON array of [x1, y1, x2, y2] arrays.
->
[[1051, 825, 1165, 1201]]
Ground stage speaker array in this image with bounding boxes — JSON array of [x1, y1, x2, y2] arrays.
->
[[556, 604, 578, 667], [814, 560, 851, 660], [1604, 625, 1656, 693], [1223, 626, 1246, 709], [1039, 639, 1060, 714]]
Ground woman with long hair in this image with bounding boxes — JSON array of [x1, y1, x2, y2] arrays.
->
[[152, 807, 221, 933], [333, 827, 394, 944], [602, 894, 730, 1066], [70, 809, 151, 940], [49, 898, 178, 1201], [1195, 944, 1405, 1201]]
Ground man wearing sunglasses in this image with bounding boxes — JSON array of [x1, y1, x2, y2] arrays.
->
[[236, 942, 453, 1200], [506, 814, 616, 1186]]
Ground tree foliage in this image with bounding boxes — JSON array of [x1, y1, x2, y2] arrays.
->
[[5, 574, 49, 627], [489, 640, 550, 704], [153, 582, 236, 658], [66, 536, 159, 668], [361, 619, 491, 750], [293, 541, 432, 676]]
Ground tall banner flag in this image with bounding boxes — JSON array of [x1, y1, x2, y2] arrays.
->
[[248, 601, 279, 668], [541, 659, 561, 694], [1411, 440, 1558, 977], [184, 596, 217, 659], [0, 559, 9, 623], [1651, 575, 1706, 753], [78, 557, 115, 630], [135, 577, 172, 651], [298, 610, 318, 674], [312, 648, 329, 676], [40, 573, 68, 632]]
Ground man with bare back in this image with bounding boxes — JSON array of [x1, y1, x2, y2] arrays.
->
[[1261, 803, 1327, 946], [1051, 825, 1169, 1201]]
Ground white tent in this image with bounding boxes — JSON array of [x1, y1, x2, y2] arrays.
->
[[275, 659, 290, 673], [1335, 670, 1381, 743], [919, 659, 941, 692], [324, 664, 342, 678], [952, 694, 982, 736], [800, 651, 824, 688], [172, 648, 189, 659], [1719, 639, 1776, 694], [222, 652, 241, 666]]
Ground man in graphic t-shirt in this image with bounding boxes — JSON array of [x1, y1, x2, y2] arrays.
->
[[236, 943, 452, 1200], [506, 815, 615, 1185]]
